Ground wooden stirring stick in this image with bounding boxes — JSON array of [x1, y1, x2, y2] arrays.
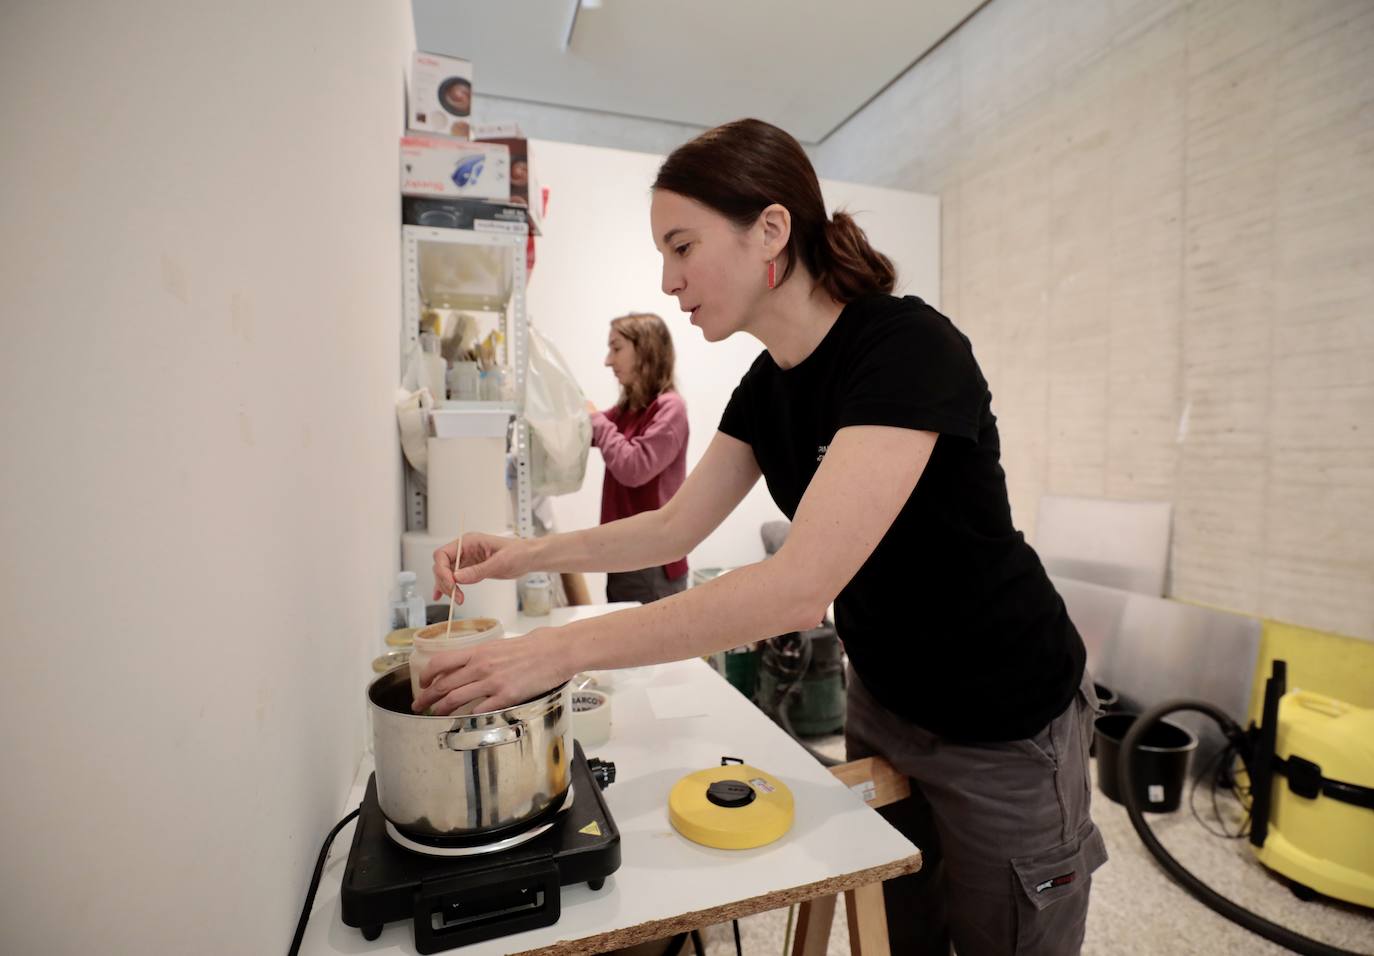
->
[[444, 520, 464, 639]]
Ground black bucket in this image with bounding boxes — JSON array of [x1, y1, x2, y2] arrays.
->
[[1093, 682, 1121, 712], [1094, 712, 1197, 813], [1088, 684, 1120, 758]]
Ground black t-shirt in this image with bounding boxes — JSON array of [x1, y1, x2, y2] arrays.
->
[[719, 293, 1084, 742]]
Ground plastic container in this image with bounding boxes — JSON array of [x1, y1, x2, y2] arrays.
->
[[477, 365, 514, 402], [407, 617, 504, 710], [518, 572, 552, 617], [1094, 712, 1198, 813], [447, 361, 480, 401], [384, 627, 419, 649], [393, 572, 426, 630]]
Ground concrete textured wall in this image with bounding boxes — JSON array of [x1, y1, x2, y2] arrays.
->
[[812, 0, 1374, 640]]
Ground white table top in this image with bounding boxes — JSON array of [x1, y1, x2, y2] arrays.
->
[[299, 604, 919, 954]]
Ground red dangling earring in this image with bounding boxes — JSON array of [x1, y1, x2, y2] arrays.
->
[[767, 259, 776, 289]]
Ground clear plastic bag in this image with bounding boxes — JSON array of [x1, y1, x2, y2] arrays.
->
[[524, 326, 591, 495]]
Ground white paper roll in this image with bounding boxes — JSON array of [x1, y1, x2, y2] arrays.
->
[[426, 435, 510, 540], [400, 530, 519, 624], [571, 689, 612, 748]]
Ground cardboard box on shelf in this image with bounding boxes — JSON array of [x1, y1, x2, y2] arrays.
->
[[470, 121, 522, 140], [409, 51, 474, 137], [402, 195, 527, 236], [473, 126, 544, 234], [400, 135, 510, 201]]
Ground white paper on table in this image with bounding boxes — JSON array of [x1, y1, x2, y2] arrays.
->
[[646, 685, 709, 719]]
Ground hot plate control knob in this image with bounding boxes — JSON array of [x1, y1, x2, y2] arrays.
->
[[587, 757, 616, 789]]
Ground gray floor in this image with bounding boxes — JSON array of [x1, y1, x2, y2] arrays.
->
[[680, 735, 1374, 956]]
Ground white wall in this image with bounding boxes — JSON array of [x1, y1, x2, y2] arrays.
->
[[524, 140, 938, 599], [0, 1, 413, 951]]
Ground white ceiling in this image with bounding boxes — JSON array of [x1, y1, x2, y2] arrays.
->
[[411, 0, 985, 144]]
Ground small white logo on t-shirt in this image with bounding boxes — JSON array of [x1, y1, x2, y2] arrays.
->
[[816, 444, 829, 463]]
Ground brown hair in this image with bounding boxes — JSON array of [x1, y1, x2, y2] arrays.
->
[[653, 118, 895, 302], [611, 312, 677, 412]]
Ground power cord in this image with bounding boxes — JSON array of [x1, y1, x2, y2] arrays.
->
[[781, 903, 796, 956], [1188, 740, 1250, 840], [287, 806, 360, 956]]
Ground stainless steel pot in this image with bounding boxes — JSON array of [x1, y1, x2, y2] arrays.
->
[[368, 664, 572, 838]]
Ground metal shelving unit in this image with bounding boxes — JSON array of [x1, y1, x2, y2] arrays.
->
[[401, 224, 533, 540]]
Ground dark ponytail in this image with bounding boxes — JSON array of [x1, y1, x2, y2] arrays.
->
[[654, 118, 896, 302], [821, 211, 896, 302]]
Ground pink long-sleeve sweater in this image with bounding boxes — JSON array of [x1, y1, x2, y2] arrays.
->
[[590, 390, 689, 580]]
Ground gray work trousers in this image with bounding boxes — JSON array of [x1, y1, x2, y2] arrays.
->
[[605, 566, 686, 605], [845, 667, 1107, 956]]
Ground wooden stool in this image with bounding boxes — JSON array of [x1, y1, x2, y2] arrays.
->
[[791, 756, 912, 956]]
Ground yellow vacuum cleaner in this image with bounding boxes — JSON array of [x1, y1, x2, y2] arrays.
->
[[1248, 662, 1374, 907], [1120, 660, 1374, 956]]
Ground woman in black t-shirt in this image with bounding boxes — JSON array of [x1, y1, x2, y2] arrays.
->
[[420, 119, 1104, 956]]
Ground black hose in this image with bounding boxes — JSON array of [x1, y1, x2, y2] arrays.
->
[[288, 807, 360, 956], [769, 636, 841, 767], [776, 705, 841, 767], [1119, 701, 1366, 956]]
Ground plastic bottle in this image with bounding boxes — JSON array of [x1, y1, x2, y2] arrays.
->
[[418, 333, 448, 402], [447, 360, 480, 400], [395, 571, 426, 630]]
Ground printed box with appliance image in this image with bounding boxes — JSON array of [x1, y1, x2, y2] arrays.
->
[[400, 135, 510, 201], [473, 128, 542, 234], [408, 51, 474, 137]]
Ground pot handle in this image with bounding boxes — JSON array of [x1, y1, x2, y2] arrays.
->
[[440, 722, 524, 750]]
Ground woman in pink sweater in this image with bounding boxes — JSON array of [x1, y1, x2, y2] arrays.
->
[[586, 312, 690, 603]]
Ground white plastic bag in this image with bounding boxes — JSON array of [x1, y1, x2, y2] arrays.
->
[[524, 325, 591, 495], [395, 386, 435, 483]]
